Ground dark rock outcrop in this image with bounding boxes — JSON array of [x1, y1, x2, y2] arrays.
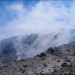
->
[[39, 53, 46, 57], [46, 47, 54, 54]]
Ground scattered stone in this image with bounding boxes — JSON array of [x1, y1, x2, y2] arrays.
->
[[23, 65, 27, 68], [35, 73, 39, 75], [42, 67, 45, 69], [61, 62, 67, 67], [48, 62, 49, 64], [20, 59, 25, 61], [52, 67, 54, 68], [66, 50, 71, 51], [41, 69, 43, 72], [3, 65, 7, 68], [53, 58, 55, 60], [67, 64, 72, 67], [54, 68, 57, 72], [64, 72, 71, 75], [65, 57, 68, 59], [19, 67, 22, 71], [43, 63, 47, 67], [59, 52, 62, 54], [73, 53, 75, 55], [64, 60, 71, 62], [49, 69, 50, 71], [40, 72, 45, 75], [57, 60, 60, 62], [22, 70, 25, 73]]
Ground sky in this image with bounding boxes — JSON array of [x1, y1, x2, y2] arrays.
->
[[0, 1, 75, 40]]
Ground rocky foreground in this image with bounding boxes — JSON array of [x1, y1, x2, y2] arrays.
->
[[0, 44, 75, 75]]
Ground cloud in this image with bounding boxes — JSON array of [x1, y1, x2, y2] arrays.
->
[[0, 1, 75, 40]]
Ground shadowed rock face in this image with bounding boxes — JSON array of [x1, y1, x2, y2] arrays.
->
[[0, 40, 17, 67], [46, 47, 54, 53], [0, 34, 38, 67], [21, 34, 38, 45]]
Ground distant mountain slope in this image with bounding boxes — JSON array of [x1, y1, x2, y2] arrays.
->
[[0, 29, 75, 67]]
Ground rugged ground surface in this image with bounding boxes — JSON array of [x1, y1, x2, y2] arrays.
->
[[0, 44, 75, 75], [1, 29, 75, 67], [50, 61, 75, 75]]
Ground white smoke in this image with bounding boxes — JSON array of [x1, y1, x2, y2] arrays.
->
[[11, 29, 75, 60], [0, 1, 75, 40], [0, 1, 75, 60]]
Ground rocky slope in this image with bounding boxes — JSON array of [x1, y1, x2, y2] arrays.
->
[[0, 29, 75, 67], [0, 44, 75, 75]]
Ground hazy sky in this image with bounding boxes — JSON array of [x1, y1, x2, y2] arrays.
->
[[0, 1, 75, 40]]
